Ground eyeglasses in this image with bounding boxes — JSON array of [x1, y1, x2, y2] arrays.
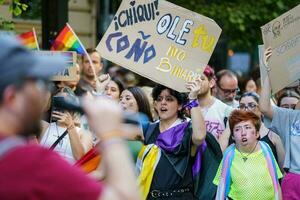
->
[[218, 85, 239, 95], [239, 103, 258, 111], [281, 104, 296, 110]]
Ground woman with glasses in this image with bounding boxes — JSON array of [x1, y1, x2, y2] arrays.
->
[[239, 92, 285, 172]]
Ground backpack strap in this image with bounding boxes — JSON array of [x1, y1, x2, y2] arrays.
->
[[50, 129, 68, 150], [0, 137, 26, 158]]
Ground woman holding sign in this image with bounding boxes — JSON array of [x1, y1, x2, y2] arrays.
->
[[124, 78, 206, 199]]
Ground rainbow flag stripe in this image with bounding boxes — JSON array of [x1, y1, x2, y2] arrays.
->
[[51, 24, 85, 54], [17, 28, 39, 50]]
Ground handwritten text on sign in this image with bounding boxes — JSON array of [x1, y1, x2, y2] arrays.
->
[[97, 0, 221, 92]]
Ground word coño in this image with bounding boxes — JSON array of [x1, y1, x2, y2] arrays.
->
[[106, 31, 156, 64], [114, 0, 159, 31]]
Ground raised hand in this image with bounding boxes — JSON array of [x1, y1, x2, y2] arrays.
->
[[185, 77, 202, 100], [264, 47, 272, 71], [82, 96, 122, 139], [52, 111, 75, 129], [96, 74, 111, 93]]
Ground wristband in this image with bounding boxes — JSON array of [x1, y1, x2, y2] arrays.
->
[[99, 138, 123, 152], [183, 99, 199, 110]]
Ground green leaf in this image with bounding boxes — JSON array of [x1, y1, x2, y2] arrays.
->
[[13, 6, 22, 16], [8, 5, 13, 13], [276, 1, 284, 9], [0, 0, 5, 5], [21, 3, 28, 11]]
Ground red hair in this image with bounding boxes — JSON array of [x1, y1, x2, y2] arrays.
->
[[229, 110, 261, 136], [203, 65, 216, 81]]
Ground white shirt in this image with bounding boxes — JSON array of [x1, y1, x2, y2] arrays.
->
[[201, 98, 234, 139], [40, 123, 77, 164]]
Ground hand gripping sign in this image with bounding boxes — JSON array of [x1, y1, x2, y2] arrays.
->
[[96, 0, 221, 92]]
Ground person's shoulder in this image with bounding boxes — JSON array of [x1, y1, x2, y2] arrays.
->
[[6, 144, 61, 162], [213, 98, 235, 112]]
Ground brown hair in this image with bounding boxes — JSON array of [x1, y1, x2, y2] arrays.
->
[[81, 48, 99, 63], [229, 110, 261, 137]]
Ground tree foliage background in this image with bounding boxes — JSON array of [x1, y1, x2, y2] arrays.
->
[[171, 0, 299, 51]]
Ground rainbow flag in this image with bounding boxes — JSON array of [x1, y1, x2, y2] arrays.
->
[[17, 28, 39, 50], [51, 23, 85, 54]]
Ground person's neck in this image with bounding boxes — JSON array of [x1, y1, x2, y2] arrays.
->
[[83, 75, 96, 84], [237, 140, 260, 153], [198, 93, 214, 108], [259, 122, 269, 137], [0, 111, 21, 137], [159, 116, 179, 132]]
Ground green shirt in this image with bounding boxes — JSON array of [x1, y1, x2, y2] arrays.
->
[[213, 148, 282, 200]]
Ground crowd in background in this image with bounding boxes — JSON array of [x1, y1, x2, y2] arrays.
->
[[0, 24, 300, 200]]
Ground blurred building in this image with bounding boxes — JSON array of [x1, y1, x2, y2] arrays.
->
[[0, 0, 99, 48]]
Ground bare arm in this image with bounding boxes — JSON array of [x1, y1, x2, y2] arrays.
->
[[82, 97, 140, 200], [259, 47, 274, 119], [218, 126, 231, 152], [67, 126, 86, 160], [270, 131, 285, 173], [186, 79, 206, 146]]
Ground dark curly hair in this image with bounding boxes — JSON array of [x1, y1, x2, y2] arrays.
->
[[152, 84, 187, 119]]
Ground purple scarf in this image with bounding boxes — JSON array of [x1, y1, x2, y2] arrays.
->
[[155, 121, 207, 177]]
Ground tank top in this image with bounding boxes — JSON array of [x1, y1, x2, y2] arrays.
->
[[40, 123, 75, 164], [261, 131, 278, 161]]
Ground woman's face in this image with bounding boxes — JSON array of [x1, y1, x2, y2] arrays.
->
[[280, 96, 299, 110], [105, 81, 121, 101], [120, 90, 139, 112], [154, 89, 181, 121], [232, 120, 259, 148], [239, 96, 260, 116], [245, 80, 257, 93]]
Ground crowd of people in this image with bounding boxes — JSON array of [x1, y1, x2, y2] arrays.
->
[[0, 27, 300, 200]]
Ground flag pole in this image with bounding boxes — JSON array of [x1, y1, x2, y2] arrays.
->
[[66, 23, 98, 83], [32, 27, 40, 51]]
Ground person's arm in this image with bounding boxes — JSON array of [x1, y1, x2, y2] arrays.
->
[[270, 131, 285, 173], [259, 47, 274, 119], [82, 97, 140, 200], [52, 111, 88, 160], [186, 78, 206, 146], [218, 126, 231, 152]]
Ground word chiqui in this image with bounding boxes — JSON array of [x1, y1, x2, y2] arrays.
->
[[106, 31, 156, 64], [114, 0, 159, 31]]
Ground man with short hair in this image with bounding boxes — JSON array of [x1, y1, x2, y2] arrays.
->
[[78, 48, 105, 93], [214, 69, 239, 108], [0, 36, 140, 200], [197, 66, 234, 144]]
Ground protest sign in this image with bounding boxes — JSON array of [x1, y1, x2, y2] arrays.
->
[[96, 0, 221, 92], [35, 51, 78, 81], [261, 4, 300, 93]]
